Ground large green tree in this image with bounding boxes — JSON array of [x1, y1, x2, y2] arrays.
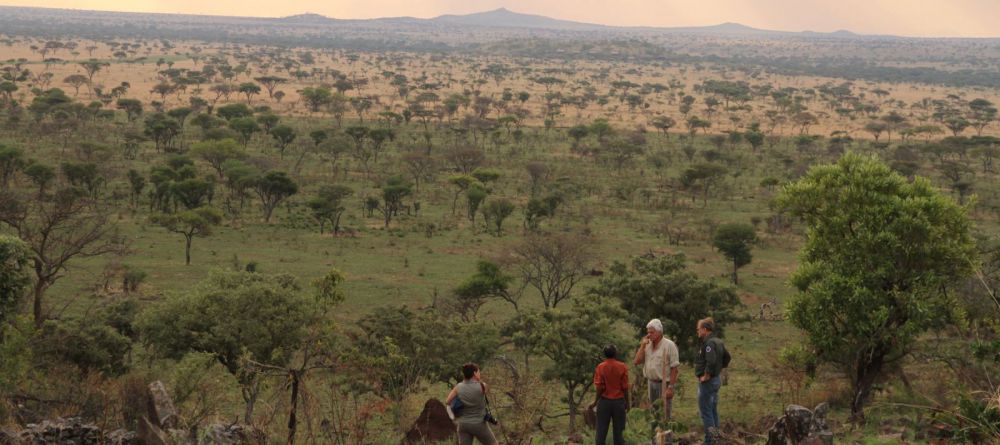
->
[[139, 270, 325, 422], [712, 223, 758, 285], [590, 253, 742, 361], [776, 153, 975, 419]]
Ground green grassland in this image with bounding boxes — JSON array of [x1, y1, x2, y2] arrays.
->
[[2, 102, 998, 443]]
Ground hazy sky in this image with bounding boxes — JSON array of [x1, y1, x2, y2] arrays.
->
[[6, 0, 1000, 37]]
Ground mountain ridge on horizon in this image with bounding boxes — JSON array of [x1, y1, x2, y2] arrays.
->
[[0, 4, 994, 39], [277, 7, 867, 37]]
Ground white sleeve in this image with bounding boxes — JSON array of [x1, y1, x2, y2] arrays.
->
[[667, 340, 681, 368]]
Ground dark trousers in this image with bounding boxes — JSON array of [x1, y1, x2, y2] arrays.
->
[[595, 398, 626, 445]]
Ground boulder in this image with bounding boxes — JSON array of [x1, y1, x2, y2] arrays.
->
[[765, 403, 835, 445], [402, 399, 455, 445], [8, 418, 103, 444], [147, 381, 179, 430], [201, 424, 265, 445], [137, 417, 172, 445]]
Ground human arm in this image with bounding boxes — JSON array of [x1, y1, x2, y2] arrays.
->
[[633, 336, 649, 366], [666, 366, 679, 398], [591, 366, 605, 409], [445, 385, 459, 404]]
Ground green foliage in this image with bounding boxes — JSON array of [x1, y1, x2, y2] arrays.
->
[[712, 223, 757, 285], [680, 162, 727, 207], [465, 183, 488, 223], [313, 268, 347, 306], [151, 206, 223, 265], [0, 317, 33, 397], [254, 171, 297, 222], [0, 144, 25, 188], [505, 298, 627, 434], [590, 253, 742, 362], [482, 198, 515, 236], [0, 236, 30, 328], [143, 112, 181, 151], [23, 163, 55, 195], [190, 138, 244, 178], [453, 260, 515, 316], [37, 316, 133, 376], [139, 269, 319, 376], [299, 86, 332, 112], [216, 103, 252, 121], [353, 306, 501, 398], [228, 117, 260, 147], [776, 153, 976, 417], [307, 185, 353, 234]]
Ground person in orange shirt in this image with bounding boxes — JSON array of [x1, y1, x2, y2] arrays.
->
[[589, 345, 630, 445]]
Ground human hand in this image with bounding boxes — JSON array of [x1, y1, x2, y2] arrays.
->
[[699, 374, 710, 383], [664, 387, 675, 399]]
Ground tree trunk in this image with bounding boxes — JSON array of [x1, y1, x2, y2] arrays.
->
[[732, 260, 739, 285], [567, 386, 577, 438], [33, 277, 51, 329], [243, 379, 261, 423], [850, 350, 885, 421], [184, 234, 193, 265], [286, 371, 301, 445]]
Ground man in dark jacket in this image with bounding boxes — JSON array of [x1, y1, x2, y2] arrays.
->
[[694, 317, 727, 445]]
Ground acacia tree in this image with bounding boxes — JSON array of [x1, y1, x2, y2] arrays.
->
[[712, 223, 757, 285], [482, 199, 515, 236], [62, 74, 89, 97], [776, 153, 975, 420], [307, 185, 353, 234], [151, 207, 223, 265], [253, 76, 287, 100], [504, 233, 594, 310], [0, 187, 120, 327], [376, 176, 412, 228], [254, 171, 298, 223], [190, 138, 245, 178]]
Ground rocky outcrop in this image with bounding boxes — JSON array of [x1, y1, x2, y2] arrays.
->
[[766, 403, 833, 445], [402, 399, 455, 445], [1, 382, 263, 445], [0, 418, 138, 445]]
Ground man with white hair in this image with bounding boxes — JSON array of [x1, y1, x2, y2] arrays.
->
[[633, 318, 680, 421]]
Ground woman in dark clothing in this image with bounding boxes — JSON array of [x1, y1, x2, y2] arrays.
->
[[445, 363, 499, 445]]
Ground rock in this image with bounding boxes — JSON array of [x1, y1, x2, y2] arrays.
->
[[766, 404, 834, 445], [201, 423, 265, 445], [401, 399, 455, 445], [147, 381, 179, 430], [137, 416, 172, 445], [9, 418, 107, 444], [106, 429, 139, 445]]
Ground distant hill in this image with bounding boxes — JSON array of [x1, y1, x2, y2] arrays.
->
[[278, 13, 340, 24], [430, 7, 606, 31], [274, 8, 862, 37]]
